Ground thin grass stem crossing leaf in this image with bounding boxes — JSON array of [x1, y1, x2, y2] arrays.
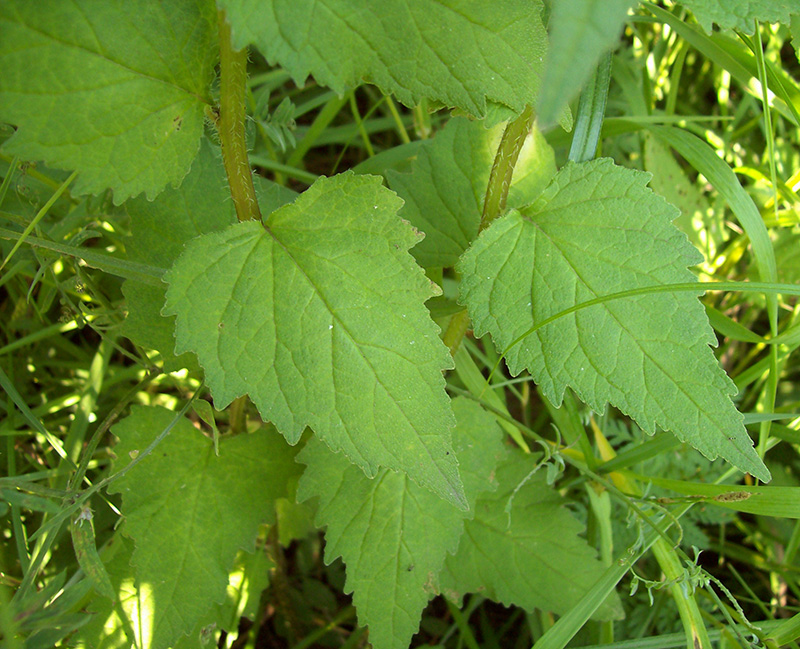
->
[[457, 158, 770, 482], [387, 116, 556, 269], [0, 0, 217, 202], [677, 0, 799, 33], [217, 0, 548, 118], [296, 397, 505, 649], [163, 172, 466, 508], [108, 406, 299, 649], [439, 454, 623, 621]]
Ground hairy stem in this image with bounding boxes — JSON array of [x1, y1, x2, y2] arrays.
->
[[443, 105, 536, 355], [479, 105, 535, 234], [217, 10, 261, 223]]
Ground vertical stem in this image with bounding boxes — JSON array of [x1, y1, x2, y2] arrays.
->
[[412, 99, 432, 139], [650, 540, 712, 649], [217, 10, 261, 223], [349, 91, 376, 157], [385, 95, 412, 144], [752, 20, 779, 468], [480, 105, 536, 234], [444, 105, 536, 355], [568, 52, 612, 164]]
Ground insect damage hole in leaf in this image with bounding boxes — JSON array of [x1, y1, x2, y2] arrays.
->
[[457, 157, 770, 482], [163, 172, 467, 509]]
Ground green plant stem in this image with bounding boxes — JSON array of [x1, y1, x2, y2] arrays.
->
[[445, 598, 482, 649], [0, 169, 76, 272], [568, 52, 612, 163], [752, 20, 779, 468], [286, 92, 349, 168], [384, 95, 411, 144], [532, 504, 694, 649], [651, 540, 712, 649], [217, 10, 261, 223], [443, 106, 536, 355], [349, 90, 375, 157], [412, 99, 432, 139], [480, 105, 536, 234]]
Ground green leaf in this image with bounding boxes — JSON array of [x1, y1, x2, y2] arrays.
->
[[122, 138, 297, 371], [174, 548, 274, 649], [457, 158, 769, 482], [0, 0, 218, 202], [387, 116, 556, 268], [296, 397, 506, 649], [792, 14, 800, 61], [439, 454, 622, 620], [217, 0, 548, 118], [108, 406, 298, 649], [537, 0, 635, 127], [122, 140, 235, 371], [163, 172, 466, 508], [72, 535, 273, 649], [678, 0, 799, 33]]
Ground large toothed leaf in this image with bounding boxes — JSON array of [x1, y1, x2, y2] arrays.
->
[[122, 140, 234, 371], [387, 116, 556, 268], [537, 0, 635, 127], [122, 139, 296, 371], [440, 454, 622, 621], [677, 0, 798, 33], [108, 406, 299, 649], [457, 158, 769, 482], [297, 397, 505, 649], [0, 0, 217, 202], [163, 172, 466, 508], [217, 0, 548, 118]]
